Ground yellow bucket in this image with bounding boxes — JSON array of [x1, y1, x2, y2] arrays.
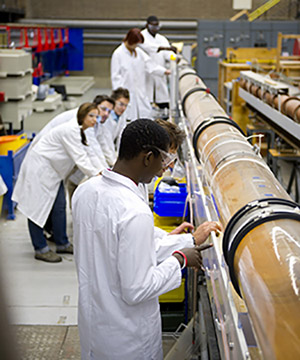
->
[[159, 278, 185, 303], [0, 134, 28, 155], [153, 212, 182, 228]]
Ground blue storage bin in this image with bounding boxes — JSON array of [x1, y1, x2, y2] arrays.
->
[[153, 181, 188, 217]]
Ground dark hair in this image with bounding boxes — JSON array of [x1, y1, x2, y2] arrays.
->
[[155, 118, 186, 149], [123, 28, 144, 46], [147, 15, 159, 23], [119, 119, 169, 160], [93, 94, 115, 108], [77, 102, 99, 146], [111, 87, 130, 101]]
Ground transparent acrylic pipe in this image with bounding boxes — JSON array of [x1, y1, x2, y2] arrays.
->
[[235, 220, 300, 359], [178, 66, 300, 359]]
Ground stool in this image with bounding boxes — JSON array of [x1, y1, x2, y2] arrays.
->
[[268, 149, 300, 203], [246, 124, 275, 162]]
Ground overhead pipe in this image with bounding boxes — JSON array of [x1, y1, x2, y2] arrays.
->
[[178, 59, 300, 359], [83, 33, 196, 42], [19, 19, 197, 30]]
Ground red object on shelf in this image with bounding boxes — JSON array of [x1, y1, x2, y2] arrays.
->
[[65, 28, 69, 44], [59, 29, 64, 48], [36, 28, 43, 52], [43, 28, 49, 51], [50, 28, 56, 50], [24, 28, 29, 48], [0, 92, 5, 102], [32, 62, 44, 78]]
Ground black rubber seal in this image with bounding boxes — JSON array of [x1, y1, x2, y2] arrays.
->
[[222, 198, 300, 296], [192, 116, 245, 163], [222, 198, 297, 262], [179, 72, 198, 81], [182, 87, 216, 117]]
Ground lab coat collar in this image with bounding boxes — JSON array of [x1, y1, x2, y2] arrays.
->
[[145, 28, 156, 38], [121, 42, 137, 57], [111, 110, 120, 123], [102, 168, 146, 201]]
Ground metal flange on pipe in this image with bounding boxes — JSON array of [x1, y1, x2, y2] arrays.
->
[[177, 58, 300, 359]]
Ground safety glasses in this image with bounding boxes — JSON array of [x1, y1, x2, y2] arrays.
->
[[146, 145, 177, 168], [99, 106, 112, 114], [115, 101, 128, 108], [148, 24, 161, 31]]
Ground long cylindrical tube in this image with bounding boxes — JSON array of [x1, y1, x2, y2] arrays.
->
[[178, 59, 300, 359]]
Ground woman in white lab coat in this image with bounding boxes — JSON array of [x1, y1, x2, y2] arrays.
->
[[111, 28, 170, 121], [12, 103, 101, 263]]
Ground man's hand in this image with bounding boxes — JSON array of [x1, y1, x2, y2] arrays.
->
[[173, 244, 213, 269], [169, 45, 178, 53], [169, 222, 194, 235], [165, 69, 171, 75], [193, 221, 223, 246]]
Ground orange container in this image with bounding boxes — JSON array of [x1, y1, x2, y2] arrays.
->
[[0, 134, 28, 155]]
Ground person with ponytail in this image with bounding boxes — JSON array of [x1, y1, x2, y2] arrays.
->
[[12, 103, 102, 263]]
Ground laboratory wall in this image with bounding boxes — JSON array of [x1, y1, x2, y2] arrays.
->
[[24, 0, 297, 20]]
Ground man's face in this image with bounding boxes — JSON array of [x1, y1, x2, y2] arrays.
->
[[97, 101, 114, 123], [155, 146, 178, 175], [141, 145, 178, 183], [147, 21, 160, 36], [142, 150, 166, 184], [114, 97, 129, 116]]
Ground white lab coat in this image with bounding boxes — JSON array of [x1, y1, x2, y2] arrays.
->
[[111, 43, 166, 121], [68, 122, 111, 185], [93, 119, 117, 167], [73, 169, 193, 360], [31, 108, 109, 186], [31, 107, 78, 147], [102, 111, 128, 163], [31, 108, 108, 171], [138, 182, 194, 263], [12, 120, 100, 228], [140, 29, 175, 103]]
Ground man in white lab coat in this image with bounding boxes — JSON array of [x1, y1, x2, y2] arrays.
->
[[72, 119, 221, 359], [140, 16, 177, 109], [101, 87, 130, 166]]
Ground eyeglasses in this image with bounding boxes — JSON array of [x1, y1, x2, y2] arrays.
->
[[88, 113, 99, 119], [148, 24, 161, 31], [115, 101, 128, 108], [99, 106, 112, 114], [145, 145, 177, 168]]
